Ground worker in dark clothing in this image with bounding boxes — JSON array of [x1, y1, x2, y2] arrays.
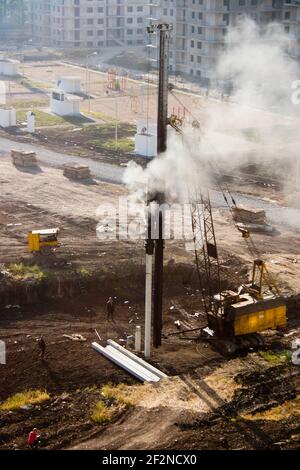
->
[[106, 297, 115, 321], [37, 336, 46, 360]]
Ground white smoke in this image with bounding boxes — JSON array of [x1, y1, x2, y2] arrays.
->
[[217, 17, 296, 110], [124, 18, 300, 201]]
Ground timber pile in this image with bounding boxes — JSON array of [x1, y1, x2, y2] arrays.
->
[[63, 164, 91, 180], [11, 149, 38, 167], [232, 205, 266, 224], [233, 205, 273, 233]]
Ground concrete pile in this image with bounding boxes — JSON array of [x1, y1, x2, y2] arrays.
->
[[63, 164, 91, 180], [11, 149, 38, 167], [92, 339, 168, 383]]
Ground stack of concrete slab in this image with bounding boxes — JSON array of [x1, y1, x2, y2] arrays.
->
[[63, 164, 91, 180], [11, 149, 38, 167]]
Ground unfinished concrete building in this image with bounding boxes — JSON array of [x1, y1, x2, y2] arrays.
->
[[149, 0, 300, 84], [28, 0, 150, 48], [149, 0, 228, 82], [106, 0, 149, 46], [283, 0, 300, 58], [28, 0, 300, 81]]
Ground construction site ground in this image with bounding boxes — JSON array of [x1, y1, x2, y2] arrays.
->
[[0, 58, 300, 450], [0, 150, 300, 450]]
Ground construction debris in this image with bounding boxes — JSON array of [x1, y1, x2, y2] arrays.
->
[[63, 164, 91, 180], [237, 222, 274, 234], [11, 149, 38, 168], [62, 334, 87, 342]]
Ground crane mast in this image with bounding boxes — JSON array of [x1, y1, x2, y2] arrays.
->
[[190, 192, 223, 327], [145, 23, 173, 355], [153, 23, 173, 348]]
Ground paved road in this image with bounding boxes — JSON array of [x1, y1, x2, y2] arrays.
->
[[0, 136, 125, 184], [210, 190, 300, 230]]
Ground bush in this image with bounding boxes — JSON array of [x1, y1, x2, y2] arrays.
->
[[101, 383, 134, 406], [91, 401, 115, 423], [0, 390, 50, 411], [76, 267, 91, 278], [103, 137, 134, 152], [91, 384, 135, 424], [259, 350, 292, 364], [8, 263, 45, 281]]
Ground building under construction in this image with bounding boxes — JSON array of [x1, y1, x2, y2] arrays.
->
[[28, 0, 150, 48]]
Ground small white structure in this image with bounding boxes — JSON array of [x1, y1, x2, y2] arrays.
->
[[26, 111, 35, 133], [55, 76, 81, 94], [0, 107, 16, 127], [0, 340, 6, 365], [0, 59, 20, 77], [135, 326, 142, 352], [50, 89, 82, 117], [135, 121, 157, 158]]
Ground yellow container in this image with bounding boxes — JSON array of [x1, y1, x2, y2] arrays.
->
[[234, 302, 286, 336], [28, 233, 41, 252], [28, 229, 59, 253]]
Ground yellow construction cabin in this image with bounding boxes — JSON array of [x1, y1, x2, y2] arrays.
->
[[28, 228, 60, 253]]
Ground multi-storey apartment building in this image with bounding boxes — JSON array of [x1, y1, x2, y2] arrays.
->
[[150, 0, 300, 83], [149, 0, 229, 82], [28, 0, 149, 48], [28, 0, 300, 82], [283, 0, 300, 58]]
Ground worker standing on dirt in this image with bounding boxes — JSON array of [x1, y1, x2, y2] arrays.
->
[[37, 336, 46, 360], [27, 428, 41, 449], [106, 297, 115, 321]]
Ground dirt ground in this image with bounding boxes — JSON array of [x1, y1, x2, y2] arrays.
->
[[0, 149, 300, 450], [1, 153, 300, 288], [0, 295, 299, 450], [1, 63, 300, 449]]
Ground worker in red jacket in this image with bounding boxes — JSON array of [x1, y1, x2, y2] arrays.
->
[[27, 428, 41, 449]]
